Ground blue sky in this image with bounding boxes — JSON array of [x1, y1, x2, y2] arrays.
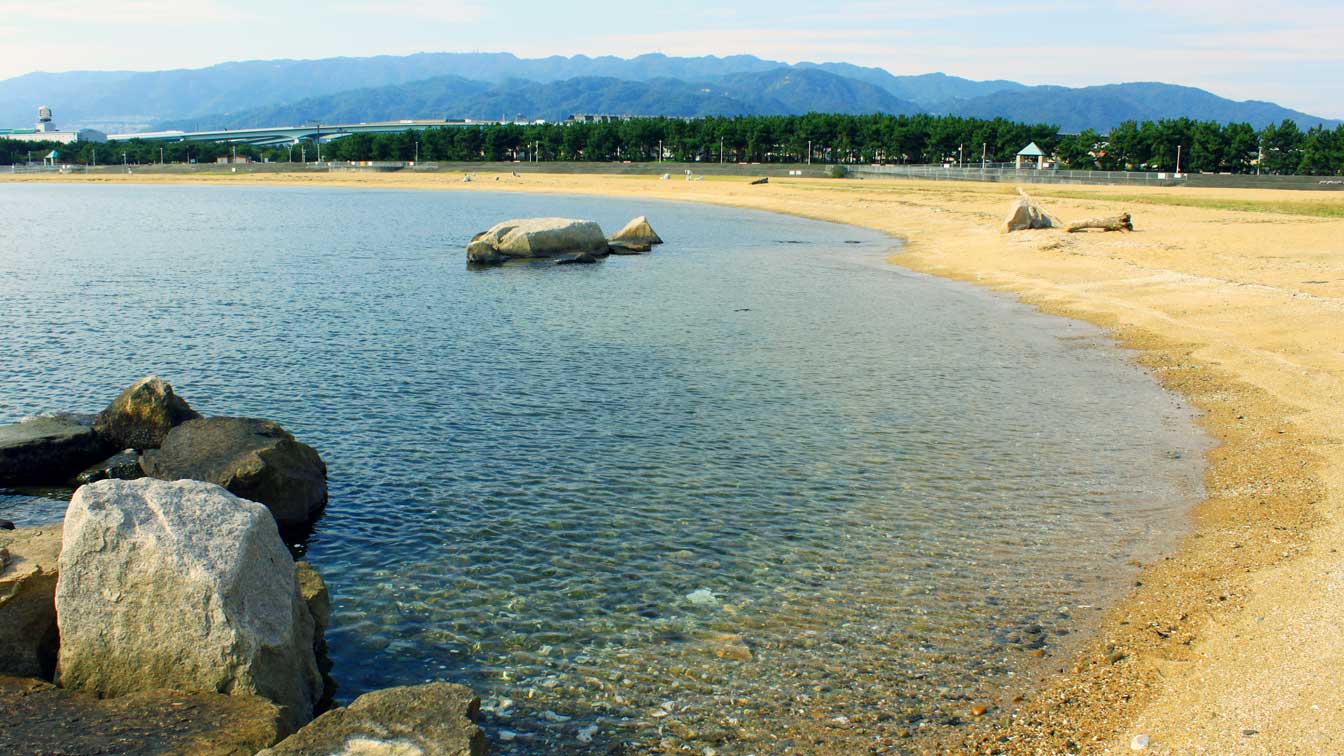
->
[[2, 0, 1340, 117]]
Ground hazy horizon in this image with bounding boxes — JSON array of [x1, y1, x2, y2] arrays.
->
[[2, 0, 1340, 119]]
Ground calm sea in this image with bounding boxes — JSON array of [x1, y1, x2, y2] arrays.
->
[[0, 183, 1206, 754]]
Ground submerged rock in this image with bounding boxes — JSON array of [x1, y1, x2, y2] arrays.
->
[[256, 682, 486, 756], [0, 416, 109, 487], [0, 674, 286, 756], [93, 376, 201, 451], [56, 479, 322, 732], [466, 217, 610, 264], [73, 449, 144, 485], [140, 417, 328, 530], [0, 525, 62, 678]]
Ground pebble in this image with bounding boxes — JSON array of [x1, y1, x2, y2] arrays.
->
[[1131, 734, 1150, 750], [0, 519, 14, 530], [577, 724, 599, 743], [686, 588, 719, 606], [970, 705, 988, 717]]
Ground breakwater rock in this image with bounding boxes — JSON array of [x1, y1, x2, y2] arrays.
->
[[141, 417, 328, 530], [56, 478, 322, 732], [257, 682, 486, 756], [0, 525, 61, 678], [0, 416, 108, 487], [93, 376, 201, 451], [608, 215, 664, 253]]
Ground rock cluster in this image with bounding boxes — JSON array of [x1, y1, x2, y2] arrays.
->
[[1002, 190, 1057, 232], [467, 215, 664, 264], [1, 377, 487, 754]]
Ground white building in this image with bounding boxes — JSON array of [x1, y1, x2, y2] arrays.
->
[[1, 106, 107, 144]]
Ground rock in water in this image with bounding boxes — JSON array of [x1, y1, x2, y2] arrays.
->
[[297, 561, 337, 712], [257, 682, 486, 756], [93, 376, 201, 451], [73, 449, 144, 485], [140, 417, 328, 530], [466, 217, 610, 264], [0, 525, 62, 678], [55, 479, 322, 732], [608, 216, 663, 252], [0, 416, 109, 487]]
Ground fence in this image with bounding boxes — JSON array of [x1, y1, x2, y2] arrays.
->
[[849, 164, 1187, 187], [8, 163, 88, 174]]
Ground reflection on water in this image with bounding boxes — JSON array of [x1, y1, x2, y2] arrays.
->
[[0, 184, 1205, 753]]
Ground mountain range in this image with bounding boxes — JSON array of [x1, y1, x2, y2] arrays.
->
[[0, 52, 1336, 134]]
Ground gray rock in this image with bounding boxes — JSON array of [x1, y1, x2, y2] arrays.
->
[[0, 416, 110, 487], [257, 682, 486, 756], [93, 376, 201, 451], [140, 417, 328, 529], [466, 217, 610, 264], [73, 449, 144, 485], [554, 252, 600, 265], [55, 479, 322, 732], [0, 525, 62, 678]]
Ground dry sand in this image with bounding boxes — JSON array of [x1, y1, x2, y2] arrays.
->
[[5, 170, 1343, 754]]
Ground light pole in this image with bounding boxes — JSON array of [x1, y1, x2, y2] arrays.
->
[[414, 140, 419, 163], [808, 139, 812, 165], [981, 142, 987, 171], [1176, 144, 1182, 175], [659, 139, 663, 163], [160, 147, 164, 165], [959, 143, 964, 168], [720, 137, 725, 165]]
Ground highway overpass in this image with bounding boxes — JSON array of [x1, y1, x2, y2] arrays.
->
[[107, 119, 523, 146]]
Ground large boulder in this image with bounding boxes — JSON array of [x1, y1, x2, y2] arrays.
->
[[257, 682, 486, 756], [466, 217, 610, 263], [608, 215, 664, 252], [0, 415, 109, 487], [55, 479, 322, 732], [140, 417, 328, 530], [0, 525, 62, 678], [0, 675, 286, 756], [93, 376, 201, 451]]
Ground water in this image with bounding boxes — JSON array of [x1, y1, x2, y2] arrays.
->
[[0, 183, 1206, 753]]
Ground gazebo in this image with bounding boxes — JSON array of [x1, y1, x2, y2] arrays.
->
[[42, 150, 59, 167], [1015, 142, 1046, 170]]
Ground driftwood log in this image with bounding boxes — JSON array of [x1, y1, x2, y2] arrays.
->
[[1067, 213, 1133, 233]]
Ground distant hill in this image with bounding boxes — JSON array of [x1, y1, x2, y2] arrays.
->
[[1, 51, 1337, 134], [160, 69, 921, 129], [943, 82, 1340, 132]]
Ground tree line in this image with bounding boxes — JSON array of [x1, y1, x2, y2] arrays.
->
[[4, 113, 1342, 175]]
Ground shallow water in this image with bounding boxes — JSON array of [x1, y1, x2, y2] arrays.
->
[[0, 183, 1205, 753]]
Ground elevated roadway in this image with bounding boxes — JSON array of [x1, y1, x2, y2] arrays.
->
[[107, 119, 508, 146]]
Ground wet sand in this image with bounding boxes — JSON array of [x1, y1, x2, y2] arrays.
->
[[6, 170, 1344, 754]]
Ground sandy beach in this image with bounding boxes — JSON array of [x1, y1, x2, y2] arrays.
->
[[5, 169, 1343, 755]]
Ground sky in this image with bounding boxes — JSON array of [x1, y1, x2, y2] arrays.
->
[[1, 0, 1340, 118]]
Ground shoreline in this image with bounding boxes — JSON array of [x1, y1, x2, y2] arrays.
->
[[6, 171, 1343, 753]]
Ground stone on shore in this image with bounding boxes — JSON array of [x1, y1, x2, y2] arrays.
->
[[73, 449, 145, 485], [297, 561, 337, 712], [466, 217, 610, 264], [93, 376, 201, 451], [0, 525, 62, 678], [140, 417, 328, 529], [0, 415, 109, 487], [608, 215, 663, 253], [1002, 194, 1056, 232], [56, 479, 322, 732], [0, 674, 285, 756], [256, 682, 486, 756]]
